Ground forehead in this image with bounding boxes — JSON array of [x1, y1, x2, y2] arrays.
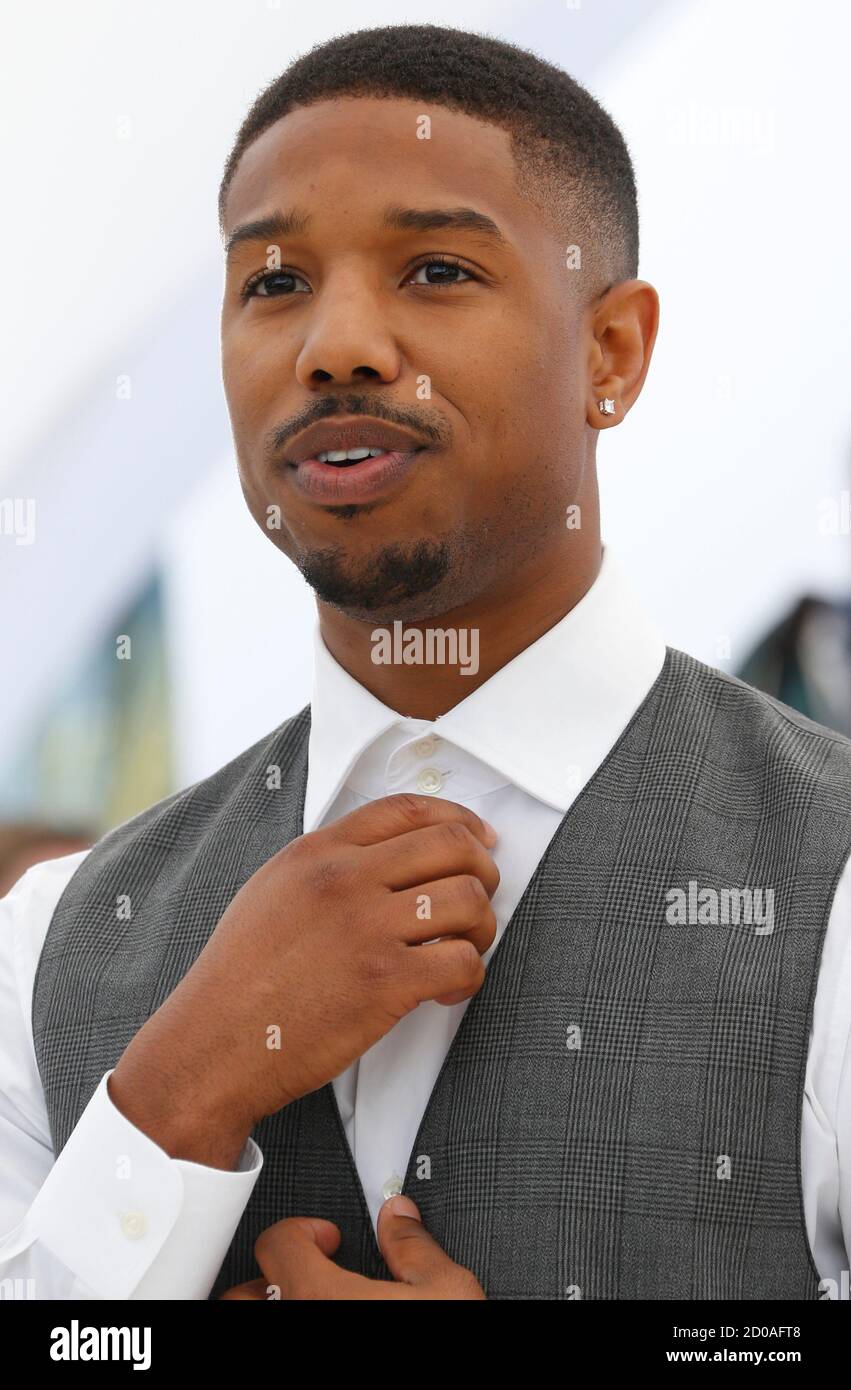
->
[[222, 95, 526, 234]]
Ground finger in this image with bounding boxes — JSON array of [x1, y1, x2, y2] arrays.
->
[[255, 1218, 383, 1300], [255, 1216, 341, 1273], [320, 793, 498, 851], [376, 1196, 455, 1287], [391, 875, 497, 954], [401, 935, 486, 1008], [367, 821, 500, 895]]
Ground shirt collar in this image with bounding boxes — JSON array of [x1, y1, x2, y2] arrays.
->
[[304, 544, 667, 832]]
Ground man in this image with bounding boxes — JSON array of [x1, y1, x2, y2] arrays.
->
[[1, 24, 849, 1302]]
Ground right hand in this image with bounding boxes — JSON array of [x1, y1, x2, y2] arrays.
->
[[109, 794, 499, 1164]]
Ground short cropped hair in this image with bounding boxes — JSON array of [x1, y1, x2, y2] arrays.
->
[[219, 24, 639, 288]]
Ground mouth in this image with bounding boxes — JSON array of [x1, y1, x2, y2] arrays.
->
[[288, 447, 429, 504]]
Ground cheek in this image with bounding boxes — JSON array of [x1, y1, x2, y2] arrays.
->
[[221, 323, 278, 419], [220, 340, 248, 426], [223, 377, 273, 461]]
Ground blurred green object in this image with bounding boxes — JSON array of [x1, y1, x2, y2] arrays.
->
[[0, 574, 174, 835], [737, 595, 851, 738]]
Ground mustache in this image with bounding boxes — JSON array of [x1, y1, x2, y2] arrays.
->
[[268, 395, 449, 458]]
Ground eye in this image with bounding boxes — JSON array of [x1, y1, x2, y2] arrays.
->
[[241, 268, 310, 301], [405, 255, 477, 287]]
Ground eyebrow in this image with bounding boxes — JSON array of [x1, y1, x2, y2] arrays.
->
[[381, 204, 506, 243], [224, 204, 506, 258]]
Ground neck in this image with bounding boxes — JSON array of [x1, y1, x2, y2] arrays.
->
[[317, 535, 603, 721]]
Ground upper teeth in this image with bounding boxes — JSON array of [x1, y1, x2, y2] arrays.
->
[[317, 447, 387, 463]]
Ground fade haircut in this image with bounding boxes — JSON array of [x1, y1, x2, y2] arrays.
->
[[218, 24, 639, 291]]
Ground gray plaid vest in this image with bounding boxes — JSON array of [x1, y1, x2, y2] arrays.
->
[[32, 648, 851, 1299]]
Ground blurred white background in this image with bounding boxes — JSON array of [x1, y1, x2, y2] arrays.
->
[[1, 0, 849, 828]]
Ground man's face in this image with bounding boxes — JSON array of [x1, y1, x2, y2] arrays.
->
[[220, 96, 592, 624]]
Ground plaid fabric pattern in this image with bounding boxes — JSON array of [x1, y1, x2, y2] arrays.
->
[[32, 648, 851, 1299]]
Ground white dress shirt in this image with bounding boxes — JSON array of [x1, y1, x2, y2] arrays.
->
[[1, 546, 849, 1299]]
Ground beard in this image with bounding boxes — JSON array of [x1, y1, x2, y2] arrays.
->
[[295, 537, 453, 621]]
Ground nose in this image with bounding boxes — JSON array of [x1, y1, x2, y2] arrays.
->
[[294, 272, 403, 389]]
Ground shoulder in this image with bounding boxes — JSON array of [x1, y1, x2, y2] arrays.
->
[[55, 703, 311, 891], [664, 645, 851, 769]]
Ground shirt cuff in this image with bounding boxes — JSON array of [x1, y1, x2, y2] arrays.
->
[[24, 1070, 262, 1299]]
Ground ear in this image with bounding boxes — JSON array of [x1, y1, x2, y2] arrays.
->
[[585, 280, 660, 430]]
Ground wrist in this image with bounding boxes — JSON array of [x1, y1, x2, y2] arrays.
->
[[109, 1034, 256, 1171]]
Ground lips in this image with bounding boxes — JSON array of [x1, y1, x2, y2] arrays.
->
[[283, 415, 432, 504], [284, 416, 430, 465], [290, 448, 426, 504]]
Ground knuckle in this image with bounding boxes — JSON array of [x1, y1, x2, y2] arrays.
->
[[481, 905, 497, 939], [305, 853, 347, 896], [359, 948, 395, 988], [440, 820, 472, 853], [455, 937, 482, 976], [455, 873, 488, 910], [460, 810, 484, 837], [387, 793, 431, 828]]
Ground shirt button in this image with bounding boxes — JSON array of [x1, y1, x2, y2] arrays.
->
[[416, 767, 444, 794], [382, 1172, 403, 1201], [413, 735, 438, 758], [120, 1211, 147, 1240]]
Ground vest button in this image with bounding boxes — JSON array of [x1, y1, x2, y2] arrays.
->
[[416, 768, 444, 794], [120, 1210, 147, 1240]]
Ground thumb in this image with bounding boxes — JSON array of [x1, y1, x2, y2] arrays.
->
[[377, 1195, 450, 1286]]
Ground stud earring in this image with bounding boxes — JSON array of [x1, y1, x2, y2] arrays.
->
[[598, 398, 616, 416]]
